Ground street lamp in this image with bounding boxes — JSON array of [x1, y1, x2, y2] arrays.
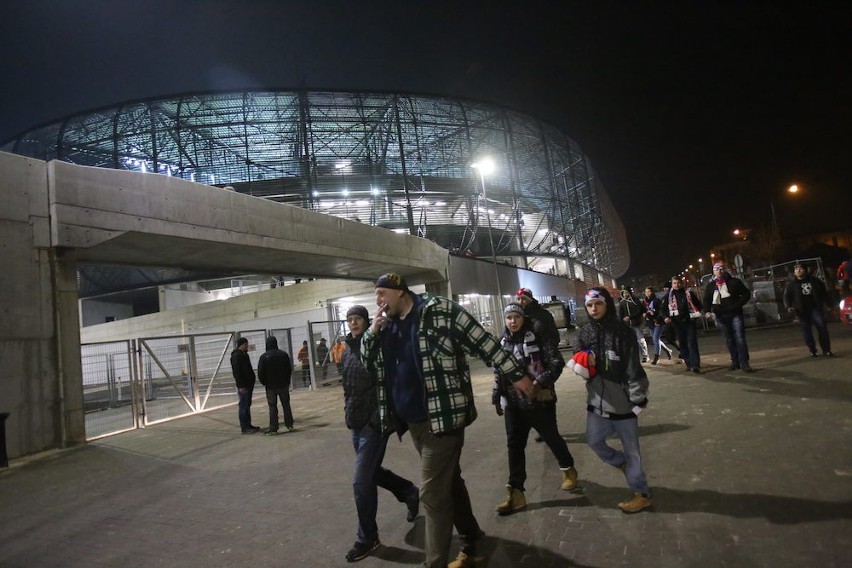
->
[[770, 184, 801, 236], [471, 157, 503, 308]]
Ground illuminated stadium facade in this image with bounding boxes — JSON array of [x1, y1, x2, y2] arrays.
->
[[3, 90, 629, 278]]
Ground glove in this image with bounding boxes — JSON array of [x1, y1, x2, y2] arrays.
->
[[569, 350, 597, 380], [494, 403, 504, 417]]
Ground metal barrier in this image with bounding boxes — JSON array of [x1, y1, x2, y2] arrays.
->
[[81, 340, 137, 439]]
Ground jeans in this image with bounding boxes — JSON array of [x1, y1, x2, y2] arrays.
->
[[649, 325, 671, 356], [237, 386, 254, 430], [798, 308, 832, 353], [504, 403, 573, 490], [586, 411, 649, 495], [715, 312, 750, 368], [408, 421, 481, 568], [672, 320, 700, 369], [265, 387, 294, 430], [351, 424, 417, 544]]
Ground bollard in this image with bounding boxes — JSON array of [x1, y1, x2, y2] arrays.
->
[[0, 412, 9, 467]]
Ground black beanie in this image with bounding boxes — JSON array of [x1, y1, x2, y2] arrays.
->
[[346, 305, 370, 321]]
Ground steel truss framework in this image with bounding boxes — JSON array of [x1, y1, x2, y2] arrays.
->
[[4, 90, 629, 276]]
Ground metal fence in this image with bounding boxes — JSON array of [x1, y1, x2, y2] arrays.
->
[[81, 340, 138, 438]]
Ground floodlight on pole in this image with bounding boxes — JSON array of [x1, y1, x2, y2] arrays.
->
[[471, 157, 503, 309]]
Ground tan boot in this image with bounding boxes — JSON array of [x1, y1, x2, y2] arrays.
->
[[447, 551, 485, 568], [495, 484, 526, 516], [618, 492, 652, 513], [560, 466, 578, 491]]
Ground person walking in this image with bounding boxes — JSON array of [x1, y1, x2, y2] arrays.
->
[[662, 276, 703, 373], [297, 340, 310, 387], [230, 337, 260, 434], [316, 337, 330, 381], [492, 303, 578, 517], [618, 286, 649, 363], [642, 287, 672, 365], [784, 262, 835, 357], [571, 287, 651, 513], [331, 335, 347, 376], [257, 335, 295, 435], [514, 287, 561, 352], [361, 273, 532, 568], [702, 261, 754, 372], [341, 305, 420, 563]]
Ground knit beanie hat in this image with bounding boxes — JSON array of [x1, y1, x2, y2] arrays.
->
[[515, 287, 533, 299], [503, 303, 525, 317], [345, 305, 370, 321]]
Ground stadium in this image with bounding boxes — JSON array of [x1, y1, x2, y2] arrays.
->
[[2, 89, 629, 281]]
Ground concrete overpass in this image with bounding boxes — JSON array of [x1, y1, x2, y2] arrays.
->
[[0, 151, 448, 459]]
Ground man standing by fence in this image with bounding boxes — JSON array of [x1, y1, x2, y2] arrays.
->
[[784, 263, 834, 357], [257, 336, 295, 435], [230, 337, 260, 434]]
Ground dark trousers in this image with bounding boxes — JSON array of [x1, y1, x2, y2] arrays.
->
[[237, 386, 254, 430], [798, 308, 831, 353], [351, 424, 416, 544], [504, 403, 574, 491], [265, 387, 294, 430], [672, 319, 700, 369]]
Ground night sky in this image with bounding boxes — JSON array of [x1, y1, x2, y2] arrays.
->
[[2, 0, 849, 277]]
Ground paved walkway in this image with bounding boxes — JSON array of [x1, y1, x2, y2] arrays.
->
[[2, 324, 851, 567]]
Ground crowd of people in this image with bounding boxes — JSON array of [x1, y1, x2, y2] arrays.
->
[[226, 258, 841, 567]]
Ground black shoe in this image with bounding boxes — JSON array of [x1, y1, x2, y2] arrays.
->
[[824, 351, 835, 357], [729, 364, 740, 371], [345, 540, 380, 562], [405, 488, 420, 522], [241, 427, 260, 434], [742, 366, 755, 373], [264, 429, 279, 436], [810, 351, 819, 358], [691, 368, 701, 374], [651, 355, 659, 365]]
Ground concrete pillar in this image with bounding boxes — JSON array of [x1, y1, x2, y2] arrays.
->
[[52, 247, 85, 447]]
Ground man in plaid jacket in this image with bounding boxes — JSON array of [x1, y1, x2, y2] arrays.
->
[[361, 273, 533, 568]]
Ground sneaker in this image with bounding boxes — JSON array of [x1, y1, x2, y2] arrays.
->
[[810, 351, 819, 358], [495, 484, 526, 516], [345, 540, 380, 562], [264, 429, 279, 436], [560, 467, 578, 491], [728, 363, 740, 371], [742, 366, 755, 373], [286, 425, 295, 432], [448, 551, 485, 568], [241, 426, 261, 434], [824, 351, 835, 357], [405, 487, 420, 522], [618, 492, 652, 514], [691, 368, 701, 374], [651, 355, 659, 365]]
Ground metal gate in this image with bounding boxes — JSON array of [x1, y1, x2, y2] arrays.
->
[[308, 319, 349, 387], [81, 340, 139, 439], [137, 332, 236, 424]]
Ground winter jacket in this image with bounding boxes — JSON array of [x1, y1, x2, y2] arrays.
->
[[576, 316, 648, 420], [341, 333, 379, 430], [783, 275, 831, 314], [492, 323, 565, 410], [642, 296, 665, 327], [257, 336, 293, 390], [618, 294, 645, 327], [702, 273, 751, 317], [523, 300, 561, 352], [230, 348, 256, 389], [361, 293, 526, 436]]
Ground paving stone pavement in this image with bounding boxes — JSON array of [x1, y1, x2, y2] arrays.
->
[[1, 323, 851, 568]]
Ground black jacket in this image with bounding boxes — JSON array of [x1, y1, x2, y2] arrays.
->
[[783, 275, 831, 314], [661, 288, 703, 323], [230, 348, 256, 389], [257, 336, 293, 389], [523, 300, 561, 352], [342, 333, 380, 430], [617, 294, 645, 327], [702, 274, 751, 317]]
